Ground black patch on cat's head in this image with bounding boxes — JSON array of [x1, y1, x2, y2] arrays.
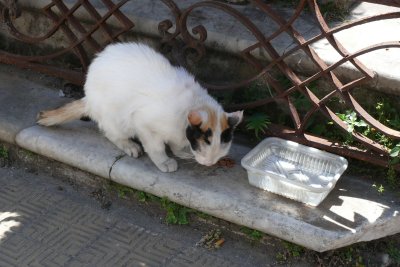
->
[[220, 116, 240, 143], [221, 127, 233, 143], [186, 124, 202, 151], [204, 128, 212, 145], [186, 125, 214, 150]]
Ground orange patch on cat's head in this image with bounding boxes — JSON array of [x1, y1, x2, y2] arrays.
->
[[220, 113, 229, 132], [188, 108, 221, 131], [200, 107, 218, 132]]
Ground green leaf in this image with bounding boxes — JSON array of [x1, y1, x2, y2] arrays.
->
[[137, 191, 148, 202], [336, 113, 346, 121], [355, 120, 368, 127], [166, 208, 178, 224], [390, 146, 400, 158], [347, 124, 354, 133], [245, 113, 270, 139], [390, 157, 400, 165], [177, 208, 189, 225]]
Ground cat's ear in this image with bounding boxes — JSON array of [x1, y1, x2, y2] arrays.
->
[[226, 110, 244, 128], [188, 110, 208, 126]]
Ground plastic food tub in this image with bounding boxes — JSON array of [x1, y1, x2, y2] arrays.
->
[[241, 137, 348, 206]]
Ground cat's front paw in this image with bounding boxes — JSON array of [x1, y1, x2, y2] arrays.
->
[[156, 158, 178, 172], [122, 141, 143, 158]]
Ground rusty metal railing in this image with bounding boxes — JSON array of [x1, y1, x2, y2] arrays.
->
[[0, 0, 400, 169]]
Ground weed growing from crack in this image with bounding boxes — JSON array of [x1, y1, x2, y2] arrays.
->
[[338, 246, 365, 266], [0, 145, 9, 167], [109, 182, 135, 199], [137, 191, 161, 203], [387, 240, 400, 264], [276, 241, 305, 263], [245, 113, 270, 140], [372, 183, 385, 194], [161, 197, 193, 225], [240, 227, 264, 242], [0, 145, 9, 160], [135, 191, 197, 225]]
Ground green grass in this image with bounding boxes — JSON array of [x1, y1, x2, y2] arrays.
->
[[0, 145, 9, 160], [240, 227, 264, 241], [160, 197, 194, 225], [387, 240, 400, 264], [108, 182, 196, 225], [276, 241, 305, 263], [283, 241, 305, 258], [109, 182, 135, 199]]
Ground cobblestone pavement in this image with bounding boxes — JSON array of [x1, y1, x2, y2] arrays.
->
[[0, 166, 281, 267]]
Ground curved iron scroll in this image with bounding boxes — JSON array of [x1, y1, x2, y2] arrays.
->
[[0, 0, 400, 169]]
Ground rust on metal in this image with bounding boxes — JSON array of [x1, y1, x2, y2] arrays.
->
[[0, 0, 133, 80], [0, 0, 399, 169]]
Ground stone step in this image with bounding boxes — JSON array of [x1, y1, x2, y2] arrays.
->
[[0, 64, 399, 252]]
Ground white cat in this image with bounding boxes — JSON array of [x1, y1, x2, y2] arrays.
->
[[37, 42, 243, 172]]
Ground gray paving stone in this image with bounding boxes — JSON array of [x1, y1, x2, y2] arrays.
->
[[0, 66, 68, 144], [1, 167, 258, 266], [166, 247, 240, 267]]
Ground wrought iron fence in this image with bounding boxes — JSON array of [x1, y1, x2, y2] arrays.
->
[[0, 0, 400, 169]]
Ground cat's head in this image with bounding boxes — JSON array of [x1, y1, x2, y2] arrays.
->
[[185, 108, 243, 166]]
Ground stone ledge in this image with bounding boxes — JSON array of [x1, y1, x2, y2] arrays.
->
[[13, 119, 400, 252], [1, 65, 398, 252]]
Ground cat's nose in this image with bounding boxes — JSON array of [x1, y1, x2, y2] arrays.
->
[[196, 157, 214, 166], [202, 159, 218, 166]]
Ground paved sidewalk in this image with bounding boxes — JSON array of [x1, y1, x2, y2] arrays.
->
[[0, 166, 284, 267]]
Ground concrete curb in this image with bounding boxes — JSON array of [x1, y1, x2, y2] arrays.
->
[[1, 64, 399, 252], [12, 121, 400, 251], [15, 123, 125, 179]]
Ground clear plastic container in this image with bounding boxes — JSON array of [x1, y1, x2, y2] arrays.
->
[[241, 137, 348, 206]]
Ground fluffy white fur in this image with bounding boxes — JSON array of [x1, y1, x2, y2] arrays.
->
[[38, 42, 243, 172]]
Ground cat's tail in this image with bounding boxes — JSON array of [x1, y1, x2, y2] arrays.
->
[[37, 98, 87, 126]]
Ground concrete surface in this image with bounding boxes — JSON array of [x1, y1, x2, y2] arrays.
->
[[0, 70, 68, 144], [12, 0, 400, 95], [16, 123, 124, 179], [0, 166, 282, 266], [0, 64, 399, 252], [14, 120, 400, 252]]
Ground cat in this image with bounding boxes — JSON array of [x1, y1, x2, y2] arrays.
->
[[37, 42, 243, 172]]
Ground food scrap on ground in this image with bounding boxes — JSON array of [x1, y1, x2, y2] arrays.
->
[[217, 157, 235, 168]]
